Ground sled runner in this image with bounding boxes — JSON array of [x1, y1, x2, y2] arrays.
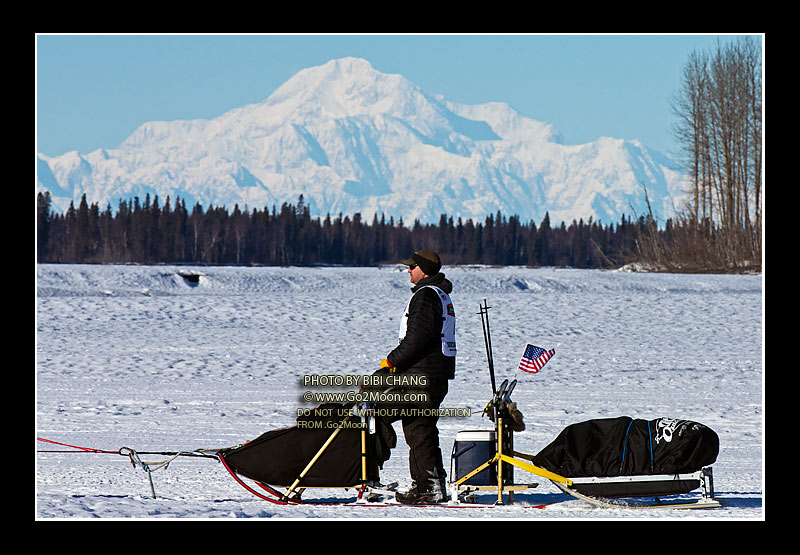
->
[[550, 468, 720, 509]]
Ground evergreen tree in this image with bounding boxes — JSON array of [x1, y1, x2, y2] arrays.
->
[[37, 192, 52, 262], [74, 194, 91, 262], [533, 212, 551, 266], [37, 192, 686, 271]]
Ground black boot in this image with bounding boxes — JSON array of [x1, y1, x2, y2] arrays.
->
[[395, 472, 449, 505]]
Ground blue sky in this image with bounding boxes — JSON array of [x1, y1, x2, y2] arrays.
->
[[35, 34, 757, 159]]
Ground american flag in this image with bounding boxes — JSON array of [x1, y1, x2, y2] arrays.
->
[[518, 344, 555, 373]]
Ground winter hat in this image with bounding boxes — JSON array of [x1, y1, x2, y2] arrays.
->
[[401, 250, 442, 276]]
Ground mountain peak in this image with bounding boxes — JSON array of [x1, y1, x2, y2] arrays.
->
[[263, 57, 421, 121], [317, 56, 380, 75], [37, 57, 685, 225]]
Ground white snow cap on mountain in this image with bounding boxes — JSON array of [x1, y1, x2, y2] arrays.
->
[[37, 57, 687, 225]]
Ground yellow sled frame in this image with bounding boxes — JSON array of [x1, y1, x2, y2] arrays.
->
[[282, 414, 568, 506], [450, 416, 721, 509], [269, 414, 719, 509], [450, 415, 572, 505], [280, 419, 377, 502]]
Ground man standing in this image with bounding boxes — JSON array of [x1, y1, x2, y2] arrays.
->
[[378, 250, 456, 504]]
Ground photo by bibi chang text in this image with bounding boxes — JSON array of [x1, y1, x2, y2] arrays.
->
[[301, 374, 428, 387]]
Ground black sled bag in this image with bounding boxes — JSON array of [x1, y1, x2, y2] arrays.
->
[[219, 404, 396, 487], [531, 416, 719, 478]]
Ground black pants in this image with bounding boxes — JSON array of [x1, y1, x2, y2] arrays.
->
[[382, 377, 449, 489]]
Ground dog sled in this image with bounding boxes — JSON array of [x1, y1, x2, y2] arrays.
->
[[449, 379, 721, 509], [216, 402, 398, 504], [38, 300, 723, 511], [447, 300, 721, 509], [214, 389, 720, 510], [214, 300, 721, 510]]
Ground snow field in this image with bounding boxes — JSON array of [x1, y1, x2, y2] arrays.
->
[[36, 264, 763, 519]]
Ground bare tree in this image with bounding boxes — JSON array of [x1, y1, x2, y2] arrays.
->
[[660, 35, 763, 272]]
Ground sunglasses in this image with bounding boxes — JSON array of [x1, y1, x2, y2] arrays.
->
[[407, 264, 418, 270]]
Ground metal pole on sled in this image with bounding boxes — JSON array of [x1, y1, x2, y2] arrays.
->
[[284, 426, 344, 500], [478, 300, 504, 503], [451, 300, 573, 505], [478, 299, 497, 400], [282, 409, 374, 502]]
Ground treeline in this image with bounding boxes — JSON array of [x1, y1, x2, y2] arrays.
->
[[37, 191, 653, 269], [645, 35, 762, 272]]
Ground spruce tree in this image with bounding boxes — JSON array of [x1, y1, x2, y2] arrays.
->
[[37, 192, 52, 262]]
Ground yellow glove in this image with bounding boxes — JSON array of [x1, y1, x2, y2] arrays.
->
[[380, 358, 396, 372]]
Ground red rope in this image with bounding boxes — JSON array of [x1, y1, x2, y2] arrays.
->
[[36, 437, 123, 455]]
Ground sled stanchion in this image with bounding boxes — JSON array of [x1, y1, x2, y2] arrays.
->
[[450, 300, 579, 506], [361, 429, 367, 483], [284, 425, 344, 501], [496, 417, 504, 505]]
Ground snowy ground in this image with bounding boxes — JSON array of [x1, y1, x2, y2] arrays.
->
[[35, 264, 764, 520]]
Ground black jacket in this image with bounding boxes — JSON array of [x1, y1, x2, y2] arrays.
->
[[386, 273, 456, 380]]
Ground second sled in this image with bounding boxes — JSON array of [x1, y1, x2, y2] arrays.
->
[[448, 301, 722, 510], [448, 407, 721, 509]]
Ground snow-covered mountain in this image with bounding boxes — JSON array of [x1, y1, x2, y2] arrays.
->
[[36, 57, 687, 225]]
